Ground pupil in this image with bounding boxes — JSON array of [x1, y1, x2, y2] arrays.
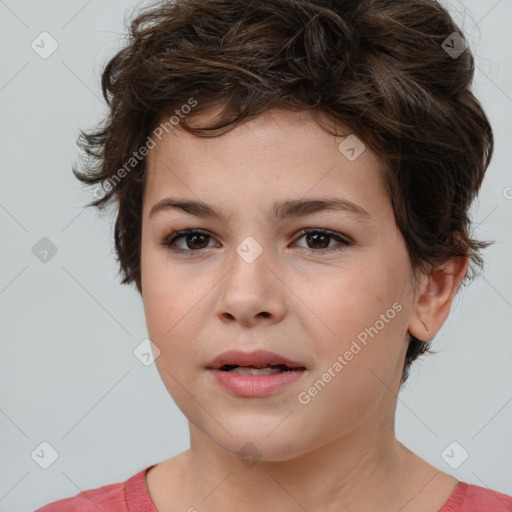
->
[[188, 233, 208, 249], [307, 232, 329, 249]]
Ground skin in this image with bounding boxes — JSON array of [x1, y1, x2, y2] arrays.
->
[[139, 107, 468, 512]]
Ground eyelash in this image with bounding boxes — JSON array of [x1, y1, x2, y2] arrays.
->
[[160, 228, 352, 256]]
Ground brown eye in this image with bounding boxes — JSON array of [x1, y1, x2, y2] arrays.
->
[[294, 229, 351, 254], [181, 232, 211, 250], [304, 231, 330, 249], [162, 229, 217, 253]]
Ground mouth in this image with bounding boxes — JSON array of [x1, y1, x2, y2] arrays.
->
[[206, 348, 307, 371], [206, 349, 307, 397], [217, 364, 304, 375]]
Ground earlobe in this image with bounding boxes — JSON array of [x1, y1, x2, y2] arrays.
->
[[407, 254, 470, 342]]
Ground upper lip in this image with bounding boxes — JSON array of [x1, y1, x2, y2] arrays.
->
[[207, 349, 306, 369]]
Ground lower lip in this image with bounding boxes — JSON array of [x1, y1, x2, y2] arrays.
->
[[209, 368, 305, 397]]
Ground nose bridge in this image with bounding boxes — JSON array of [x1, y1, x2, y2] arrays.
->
[[227, 233, 272, 291], [216, 233, 286, 324]]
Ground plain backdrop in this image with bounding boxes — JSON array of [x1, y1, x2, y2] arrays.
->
[[0, 0, 511, 510]]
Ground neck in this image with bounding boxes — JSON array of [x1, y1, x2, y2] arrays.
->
[[180, 416, 412, 512]]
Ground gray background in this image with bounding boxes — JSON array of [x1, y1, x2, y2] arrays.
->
[[0, 1, 511, 510]]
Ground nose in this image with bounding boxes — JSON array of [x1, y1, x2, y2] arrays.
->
[[215, 242, 287, 327]]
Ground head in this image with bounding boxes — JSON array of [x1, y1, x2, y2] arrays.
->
[[74, 0, 493, 458]]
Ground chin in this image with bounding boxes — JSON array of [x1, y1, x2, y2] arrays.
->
[[206, 425, 309, 464]]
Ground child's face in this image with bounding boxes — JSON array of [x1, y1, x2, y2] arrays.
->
[[141, 107, 417, 460]]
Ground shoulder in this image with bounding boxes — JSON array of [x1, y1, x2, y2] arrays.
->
[[33, 466, 154, 512], [441, 481, 512, 511], [33, 481, 126, 512]]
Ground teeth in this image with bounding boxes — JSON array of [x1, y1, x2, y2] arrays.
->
[[228, 366, 284, 375]]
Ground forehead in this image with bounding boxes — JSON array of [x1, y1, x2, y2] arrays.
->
[[143, 107, 389, 220]]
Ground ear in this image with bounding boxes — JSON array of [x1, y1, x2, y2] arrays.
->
[[407, 253, 470, 341]]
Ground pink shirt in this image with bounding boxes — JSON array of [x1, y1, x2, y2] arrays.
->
[[35, 465, 512, 511]]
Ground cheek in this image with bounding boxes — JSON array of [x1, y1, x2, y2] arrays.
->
[[141, 242, 184, 333], [307, 261, 408, 376], [309, 266, 385, 336], [141, 259, 211, 364]]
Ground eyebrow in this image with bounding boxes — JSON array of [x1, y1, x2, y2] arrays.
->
[[149, 196, 373, 224]]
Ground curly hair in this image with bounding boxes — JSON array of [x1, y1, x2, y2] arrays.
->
[[73, 0, 494, 385]]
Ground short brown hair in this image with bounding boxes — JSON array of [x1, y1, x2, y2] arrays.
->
[[73, 0, 494, 384]]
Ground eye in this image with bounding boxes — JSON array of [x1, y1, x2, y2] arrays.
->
[[160, 228, 352, 256], [162, 229, 218, 253], [294, 228, 352, 254]]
